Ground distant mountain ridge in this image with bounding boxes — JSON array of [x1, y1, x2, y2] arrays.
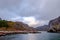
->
[[36, 25, 49, 31]]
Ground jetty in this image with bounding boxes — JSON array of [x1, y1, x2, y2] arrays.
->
[[0, 31, 41, 36]]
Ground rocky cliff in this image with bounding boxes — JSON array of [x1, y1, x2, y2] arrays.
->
[[48, 16, 60, 32]]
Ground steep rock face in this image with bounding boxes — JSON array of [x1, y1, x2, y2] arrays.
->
[[48, 16, 60, 32]]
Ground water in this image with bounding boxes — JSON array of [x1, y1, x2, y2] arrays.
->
[[0, 31, 60, 40]]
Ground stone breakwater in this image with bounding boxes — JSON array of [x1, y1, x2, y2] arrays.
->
[[0, 31, 28, 36], [0, 31, 41, 36]]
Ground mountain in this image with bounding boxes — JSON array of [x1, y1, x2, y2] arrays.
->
[[36, 16, 60, 32], [48, 16, 60, 32], [14, 22, 37, 31], [0, 19, 36, 31], [0, 18, 2, 20], [36, 25, 49, 31]]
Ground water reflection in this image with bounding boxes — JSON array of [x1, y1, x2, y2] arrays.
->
[[0, 32, 60, 40], [27, 34, 38, 40], [48, 33, 60, 40]]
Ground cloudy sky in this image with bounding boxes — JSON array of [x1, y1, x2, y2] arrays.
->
[[0, 0, 60, 27]]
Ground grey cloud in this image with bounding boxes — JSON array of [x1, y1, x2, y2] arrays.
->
[[0, 0, 60, 26], [17, 0, 60, 20], [0, 0, 22, 8]]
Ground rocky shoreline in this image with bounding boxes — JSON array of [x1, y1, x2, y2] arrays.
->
[[0, 31, 41, 36]]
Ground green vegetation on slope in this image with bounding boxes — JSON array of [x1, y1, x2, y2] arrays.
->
[[0, 18, 36, 31], [0, 20, 9, 28]]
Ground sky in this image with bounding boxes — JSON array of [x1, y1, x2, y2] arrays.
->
[[0, 0, 60, 27]]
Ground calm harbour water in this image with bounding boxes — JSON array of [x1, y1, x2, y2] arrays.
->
[[0, 31, 60, 40]]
